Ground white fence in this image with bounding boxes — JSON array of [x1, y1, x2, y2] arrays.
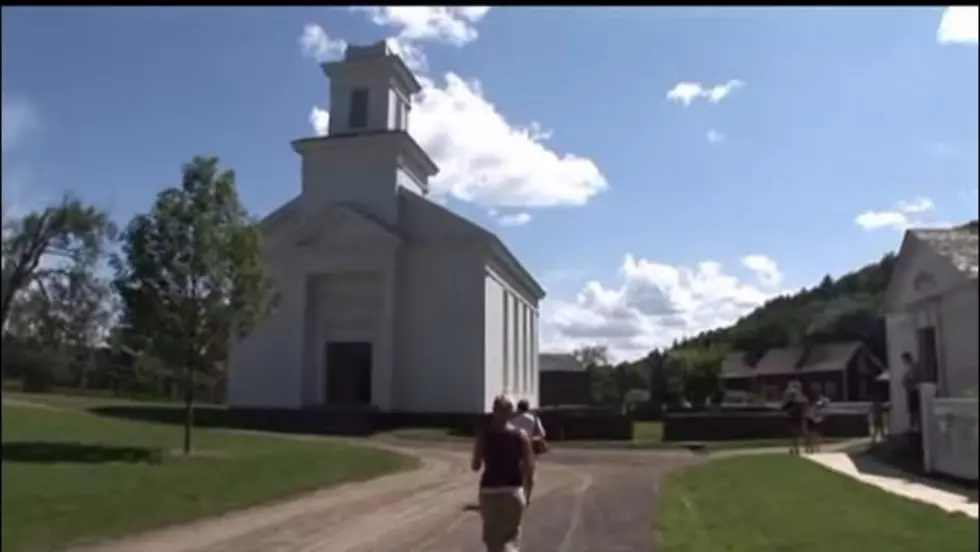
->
[[920, 383, 979, 481]]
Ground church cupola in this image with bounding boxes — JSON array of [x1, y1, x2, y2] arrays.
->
[[291, 40, 438, 226], [322, 40, 421, 136]]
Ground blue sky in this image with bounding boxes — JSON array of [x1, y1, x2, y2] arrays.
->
[[2, 7, 978, 358]]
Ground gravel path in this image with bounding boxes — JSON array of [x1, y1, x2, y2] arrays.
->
[[70, 443, 699, 552]]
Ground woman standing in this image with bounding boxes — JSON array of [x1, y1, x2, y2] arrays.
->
[[472, 395, 535, 552], [781, 381, 809, 456], [510, 399, 547, 504], [805, 394, 830, 453]]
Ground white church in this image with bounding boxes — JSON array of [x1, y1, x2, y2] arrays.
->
[[228, 41, 545, 415]]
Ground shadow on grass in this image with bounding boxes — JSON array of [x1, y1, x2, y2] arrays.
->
[[89, 405, 378, 437], [1, 441, 165, 464], [848, 451, 979, 504]]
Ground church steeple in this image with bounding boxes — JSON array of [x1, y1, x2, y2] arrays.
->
[[291, 41, 438, 226], [322, 41, 421, 136]]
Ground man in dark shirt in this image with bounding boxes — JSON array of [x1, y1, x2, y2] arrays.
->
[[901, 352, 923, 431], [472, 395, 535, 552]]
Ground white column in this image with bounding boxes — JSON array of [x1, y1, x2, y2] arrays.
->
[[502, 292, 510, 393], [530, 310, 538, 403], [511, 295, 519, 394], [519, 301, 527, 394], [374, 264, 397, 410], [517, 301, 527, 397], [525, 304, 532, 394], [886, 312, 915, 435], [920, 383, 937, 474]]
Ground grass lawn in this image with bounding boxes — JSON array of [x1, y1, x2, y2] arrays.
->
[[660, 454, 978, 552], [1, 403, 417, 552]]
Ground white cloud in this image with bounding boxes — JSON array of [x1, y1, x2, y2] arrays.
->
[[2, 93, 41, 221], [352, 6, 489, 45], [896, 197, 934, 214], [741, 254, 782, 287], [299, 11, 608, 210], [937, 6, 979, 45], [706, 129, 725, 143], [543, 254, 780, 360], [1, 93, 38, 156], [299, 24, 347, 62], [666, 79, 745, 107], [487, 209, 532, 227], [854, 196, 939, 231], [309, 106, 330, 136]]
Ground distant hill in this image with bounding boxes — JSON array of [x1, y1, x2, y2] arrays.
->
[[667, 218, 978, 364], [671, 253, 895, 364]]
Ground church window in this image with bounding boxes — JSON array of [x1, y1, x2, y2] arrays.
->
[[349, 87, 369, 129]]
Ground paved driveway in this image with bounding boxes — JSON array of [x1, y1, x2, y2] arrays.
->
[[73, 443, 699, 552]]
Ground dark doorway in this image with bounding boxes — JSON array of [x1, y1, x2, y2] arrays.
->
[[916, 327, 940, 384], [325, 342, 373, 406]]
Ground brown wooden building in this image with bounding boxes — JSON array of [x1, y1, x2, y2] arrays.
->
[[721, 342, 887, 402], [539, 353, 591, 406]]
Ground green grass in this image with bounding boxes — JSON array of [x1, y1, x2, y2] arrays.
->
[[1, 404, 417, 552], [633, 421, 664, 442], [660, 455, 977, 552]]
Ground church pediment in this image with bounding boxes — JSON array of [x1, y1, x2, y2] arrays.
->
[[885, 232, 966, 312], [290, 204, 402, 251]]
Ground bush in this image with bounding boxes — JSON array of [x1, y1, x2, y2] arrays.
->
[[663, 410, 869, 442], [538, 406, 633, 441]]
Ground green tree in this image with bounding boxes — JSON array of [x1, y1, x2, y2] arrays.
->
[[14, 251, 113, 388], [1, 196, 115, 333], [668, 344, 729, 406], [113, 157, 275, 454], [645, 349, 667, 415]]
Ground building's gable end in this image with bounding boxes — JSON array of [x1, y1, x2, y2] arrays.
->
[[885, 233, 966, 312]]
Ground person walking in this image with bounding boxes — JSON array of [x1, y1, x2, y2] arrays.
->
[[781, 381, 809, 456], [870, 395, 888, 445], [472, 395, 535, 552], [901, 352, 923, 431], [510, 399, 547, 503], [805, 393, 830, 453]]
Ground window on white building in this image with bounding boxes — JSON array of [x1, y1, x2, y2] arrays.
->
[[348, 87, 369, 130]]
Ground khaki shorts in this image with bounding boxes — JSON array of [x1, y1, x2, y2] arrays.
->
[[479, 490, 526, 552]]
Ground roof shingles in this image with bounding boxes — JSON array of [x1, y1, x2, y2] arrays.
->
[[913, 227, 979, 279], [539, 354, 585, 373], [735, 341, 864, 378]]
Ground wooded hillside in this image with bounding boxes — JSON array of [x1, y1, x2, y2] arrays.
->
[[592, 219, 978, 407]]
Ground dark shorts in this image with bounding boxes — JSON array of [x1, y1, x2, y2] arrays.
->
[[808, 419, 824, 433]]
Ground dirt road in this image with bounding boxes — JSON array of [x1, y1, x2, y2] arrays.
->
[[71, 443, 697, 552]]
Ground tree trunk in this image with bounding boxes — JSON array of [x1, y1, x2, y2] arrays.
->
[[182, 367, 195, 455]]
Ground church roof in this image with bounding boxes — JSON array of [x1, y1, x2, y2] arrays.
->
[[539, 353, 585, 372], [259, 189, 546, 302], [396, 188, 546, 300], [911, 227, 979, 279]]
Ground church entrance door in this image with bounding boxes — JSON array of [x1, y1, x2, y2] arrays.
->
[[324, 342, 373, 406]]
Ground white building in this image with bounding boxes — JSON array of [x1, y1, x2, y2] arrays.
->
[[883, 225, 978, 480], [228, 41, 545, 415]]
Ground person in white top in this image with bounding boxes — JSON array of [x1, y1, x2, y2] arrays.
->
[[510, 399, 546, 503]]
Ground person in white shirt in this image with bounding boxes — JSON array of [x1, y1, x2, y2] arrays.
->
[[509, 399, 546, 503]]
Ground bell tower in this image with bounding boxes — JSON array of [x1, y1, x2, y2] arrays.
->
[[323, 41, 417, 136], [292, 40, 438, 225]]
